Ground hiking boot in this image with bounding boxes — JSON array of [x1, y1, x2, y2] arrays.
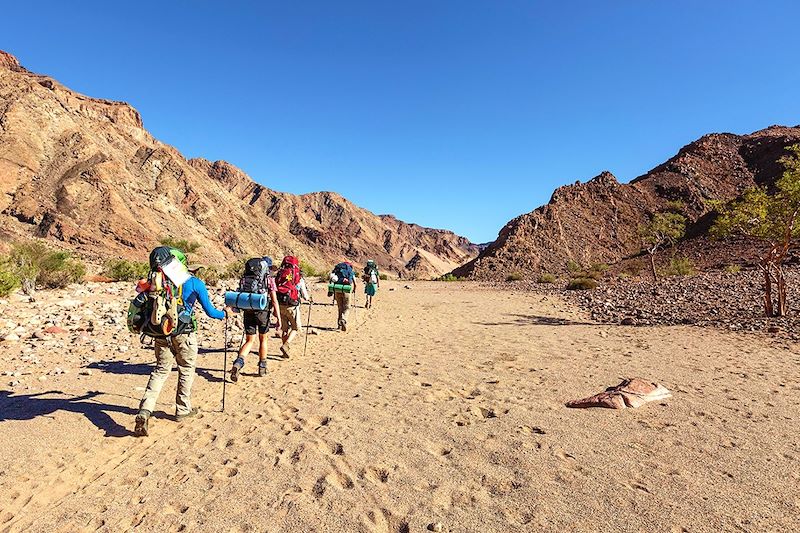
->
[[230, 357, 244, 383], [134, 410, 150, 437], [340, 322, 347, 332], [280, 343, 290, 359], [175, 407, 199, 422], [258, 360, 268, 377]]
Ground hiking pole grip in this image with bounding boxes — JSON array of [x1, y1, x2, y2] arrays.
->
[[222, 316, 228, 413]]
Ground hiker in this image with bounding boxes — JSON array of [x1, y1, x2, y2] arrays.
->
[[363, 259, 380, 309], [131, 246, 231, 437], [329, 261, 357, 331], [275, 255, 312, 358], [229, 257, 281, 382]]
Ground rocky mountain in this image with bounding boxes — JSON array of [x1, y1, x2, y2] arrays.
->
[[0, 50, 478, 276], [453, 126, 800, 280]]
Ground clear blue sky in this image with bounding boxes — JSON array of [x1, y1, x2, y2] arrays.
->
[[3, 1, 799, 243]]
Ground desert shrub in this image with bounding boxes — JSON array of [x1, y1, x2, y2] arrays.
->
[[299, 259, 319, 278], [8, 242, 86, 291], [580, 269, 604, 281], [566, 260, 582, 274], [223, 258, 246, 280], [661, 256, 695, 277], [537, 273, 556, 284], [37, 252, 86, 288], [724, 264, 742, 274], [618, 272, 631, 280], [379, 273, 388, 281], [567, 277, 598, 290], [104, 259, 149, 282], [159, 236, 202, 254], [436, 273, 461, 282], [505, 272, 524, 282], [590, 263, 610, 273], [664, 200, 686, 214], [0, 264, 20, 297], [197, 266, 221, 287]]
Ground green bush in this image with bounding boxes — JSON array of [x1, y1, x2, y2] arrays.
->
[[159, 236, 202, 254], [223, 258, 246, 280], [664, 200, 685, 214], [436, 273, 461, 282], [198, 266, 221, 287], [505, 272, 524, 282], [590, 263, 610, 273], [379, 273, 388, 281], [567, 277, 598, 290], [661, 256, 695, 277], [37, 252, 86, 288], [103, 259, 149, 282], [566, 260, 582, 274], [0, 264, 20, 297], [299, 259, 319, 278], [537, 273, 557, 284], [618, 272, 631, 280], [724, 264, 742, 274], [8, 242, 86, 292]]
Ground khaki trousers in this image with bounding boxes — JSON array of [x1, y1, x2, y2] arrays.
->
[[139, 332, 198, 416], [334, 291, 351, 329]]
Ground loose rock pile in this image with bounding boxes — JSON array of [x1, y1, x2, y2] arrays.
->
[[561, 268, 800, 340], [0, 282, 238, 391]]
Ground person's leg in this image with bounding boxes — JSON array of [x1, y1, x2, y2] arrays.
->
[[174, 332, 199, 419], [138, 338, 175, 414], [231, 331, 255, 382], [135, 338, 175, 436], [279, 305, 292, 352], [257, 331, 269, 376], [340, 292, 351, 331], [334, 292, 344, 329]]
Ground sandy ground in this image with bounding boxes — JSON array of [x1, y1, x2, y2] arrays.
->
[[0, 280, 798, 532]]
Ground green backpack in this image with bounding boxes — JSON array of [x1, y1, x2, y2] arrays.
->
[[127, 247, 196, 338]]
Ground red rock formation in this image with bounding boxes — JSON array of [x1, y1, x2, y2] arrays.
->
[[454, 126, 800, 280], [0, 50, 477, 275]]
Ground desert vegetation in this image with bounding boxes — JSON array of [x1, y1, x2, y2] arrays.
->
[[0, 242, 86, 295], [712, 144, 800, 316]]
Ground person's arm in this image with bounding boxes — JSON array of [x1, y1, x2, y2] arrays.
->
[[192, 278, 226, 320], [299, 277, 311, 302], [270, 289, 282, 332]]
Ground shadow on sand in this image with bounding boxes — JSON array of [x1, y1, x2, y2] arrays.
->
[[474, 313, 596, 327], [0, 390, 156, 438]]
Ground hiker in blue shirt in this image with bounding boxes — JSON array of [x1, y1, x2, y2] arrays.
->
[[135, 263, 231, 437]]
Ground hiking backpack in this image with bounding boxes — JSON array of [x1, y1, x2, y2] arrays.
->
[[238, 257, 270, 294], [127, 246, 194, 338], [332, 262, 355, 285], [364, 261, 379, 284], [276, 255, 301, 307]]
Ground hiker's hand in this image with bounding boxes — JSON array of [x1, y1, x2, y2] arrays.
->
[[224, 306, 234, 317]]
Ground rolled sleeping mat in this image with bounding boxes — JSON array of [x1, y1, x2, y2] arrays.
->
[[328, 283, 353, 293], [224, 291, 268, 310]]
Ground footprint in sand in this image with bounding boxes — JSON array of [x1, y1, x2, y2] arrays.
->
[[362, 466, 390, 484], [367, 508, 412, 533]]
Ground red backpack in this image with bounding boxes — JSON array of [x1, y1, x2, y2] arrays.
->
[[276, 256, 301, 306]]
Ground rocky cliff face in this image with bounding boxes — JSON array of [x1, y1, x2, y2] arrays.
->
[[454, 126, 800, 280], [0, 51, 477, 276]]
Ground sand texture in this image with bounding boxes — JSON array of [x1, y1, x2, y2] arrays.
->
[[0, 281, 798, 532]]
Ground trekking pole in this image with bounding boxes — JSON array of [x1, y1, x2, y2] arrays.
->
[[222, 315, 228, 413], [303, 301, 312, 357], [353, 289, 358, 327]]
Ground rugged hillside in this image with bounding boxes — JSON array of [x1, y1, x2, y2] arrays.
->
[[0, 51, 477, 276], [454, 126, 800, 280]]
